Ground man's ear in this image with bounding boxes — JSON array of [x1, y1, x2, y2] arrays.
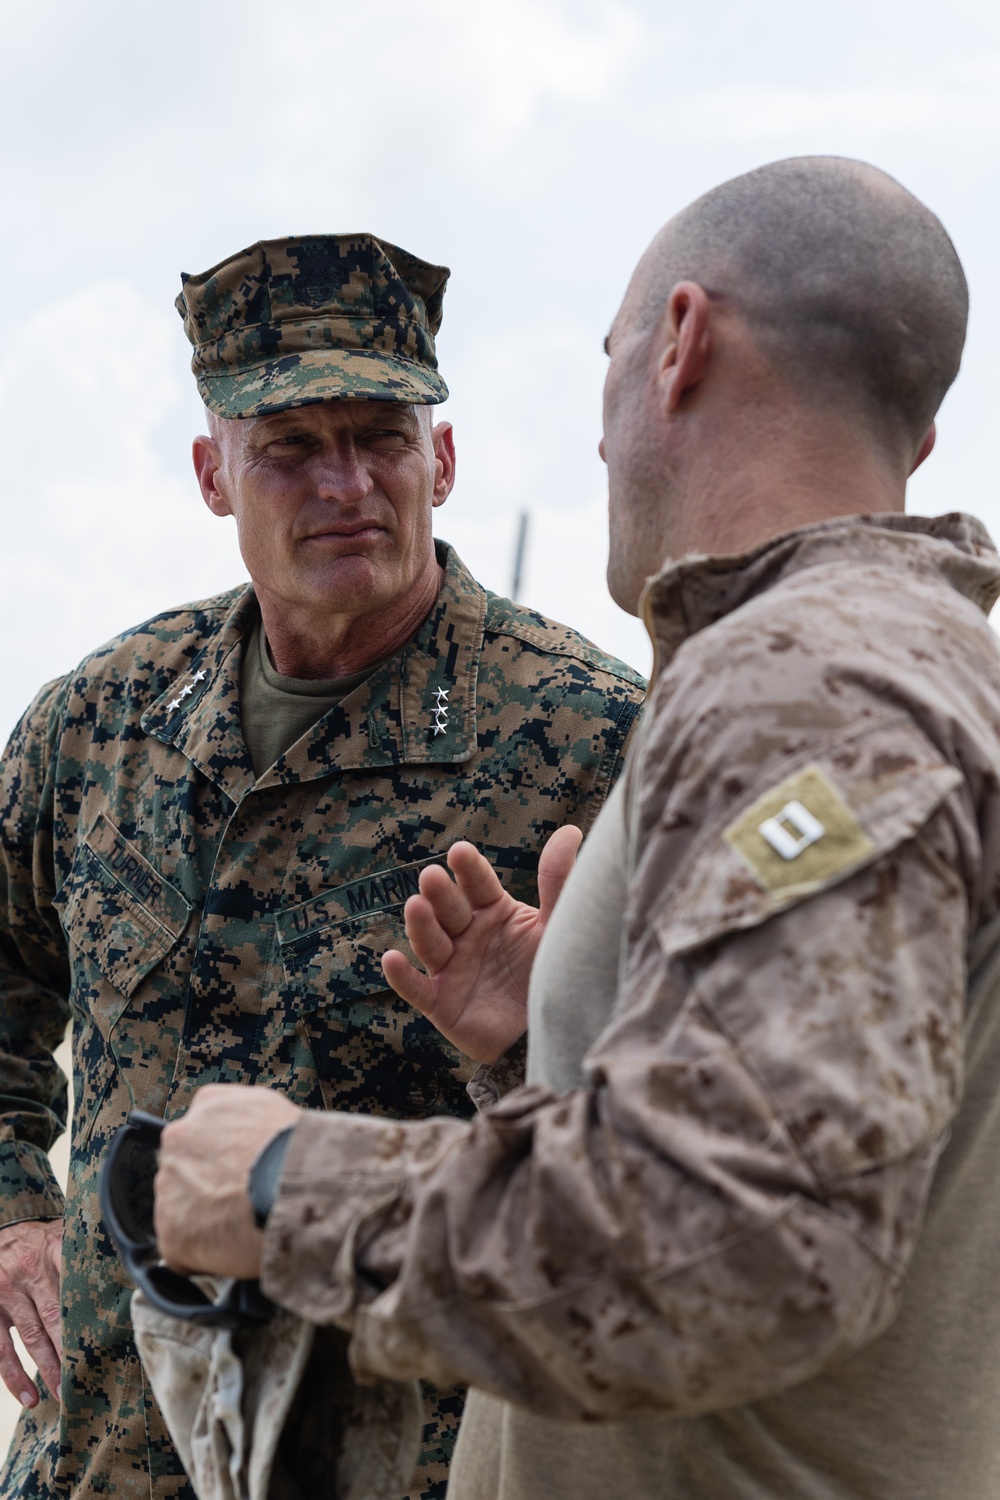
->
[[910, 422, 936, 475], [430, 421, 456, 507], [659, 281, 712, 416], [192, 436, 231, 517]]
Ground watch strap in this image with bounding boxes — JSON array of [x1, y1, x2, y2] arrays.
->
[[248, 1127, 294, 1229]]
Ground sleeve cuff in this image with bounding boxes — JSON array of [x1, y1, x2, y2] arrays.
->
[[259, 1109, 463, 1328], [466, 1034, 528, 1113], [0, 1140, 65, 1230]]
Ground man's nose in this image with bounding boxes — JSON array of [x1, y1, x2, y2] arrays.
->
[[311, 444, 374, 503]]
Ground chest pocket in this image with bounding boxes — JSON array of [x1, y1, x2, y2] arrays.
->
[[275, 855, 477, 1119], [56, 812, 192, 1021]]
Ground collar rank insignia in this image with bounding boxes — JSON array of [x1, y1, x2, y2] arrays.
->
[[431, 687, 450, 737], [166, 667, 209, 716]]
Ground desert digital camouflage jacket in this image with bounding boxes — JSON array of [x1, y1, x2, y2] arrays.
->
[[258, 515, 1000, 1500], [0, 540, 644, 1500]]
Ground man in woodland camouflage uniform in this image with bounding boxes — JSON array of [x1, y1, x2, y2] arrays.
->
[[0, 234, 644, 1498]]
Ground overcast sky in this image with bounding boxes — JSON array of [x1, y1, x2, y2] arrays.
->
[[2, 0, 999, 746], [0, 0, 996, 1436]]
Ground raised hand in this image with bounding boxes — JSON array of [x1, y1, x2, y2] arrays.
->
[[0, 1218, 63, 1408], [381, 823, 583, 1063]]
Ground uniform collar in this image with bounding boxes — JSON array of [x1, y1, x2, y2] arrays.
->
[[141, 540, 487, 800], [639, 512, 1000, 681]]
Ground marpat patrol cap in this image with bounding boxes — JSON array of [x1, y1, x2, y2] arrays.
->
[[176, 234, 450, 418]]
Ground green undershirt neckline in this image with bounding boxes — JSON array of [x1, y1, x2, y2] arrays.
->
[[239, 611, 388, 778]]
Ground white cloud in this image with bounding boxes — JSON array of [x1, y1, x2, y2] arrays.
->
[[445, 317, 608, 517], [0, 280, 174, 415], [259, 0, 644, 168], [440, 494, 651, 680], [0, 282, 246, 743], [4, 0, 1000, 744], [684, 83, 1000, 140], [441, 0, 644, 154]]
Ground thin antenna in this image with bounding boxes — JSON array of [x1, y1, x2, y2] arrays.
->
[[511, 510, 529, 600]]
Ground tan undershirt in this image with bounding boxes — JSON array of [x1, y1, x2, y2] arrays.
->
[[239, 612, 380, 778]]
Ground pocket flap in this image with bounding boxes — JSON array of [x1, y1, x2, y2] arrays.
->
[[280, 909, 414, 1009], [275, 855, 445, 950], [655, 720, 962, 959], [276, 855, 445, 1007], [56, 813, 191, 999]]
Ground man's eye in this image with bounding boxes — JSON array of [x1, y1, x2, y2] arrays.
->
[[259, 433, 310, 454]]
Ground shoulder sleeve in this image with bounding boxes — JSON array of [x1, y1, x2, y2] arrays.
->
[[0, 677, 73, 1226]]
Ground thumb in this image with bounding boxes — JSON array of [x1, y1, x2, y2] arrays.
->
[[536, 823, 584, 924]]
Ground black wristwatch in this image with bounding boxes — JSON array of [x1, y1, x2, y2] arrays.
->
[[248, 1127, 294, 1229]]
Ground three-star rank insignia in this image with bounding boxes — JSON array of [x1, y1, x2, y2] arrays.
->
[[431, 687, 450, 737], [166, 667, 208, 714]]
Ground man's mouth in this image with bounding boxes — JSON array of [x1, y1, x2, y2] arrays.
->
[[305, 522, 386, 542]]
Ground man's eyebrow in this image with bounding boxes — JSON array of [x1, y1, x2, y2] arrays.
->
[[603, 332, 611, 356], [252, 411, 306, 434], [355, 404, 416, 426]]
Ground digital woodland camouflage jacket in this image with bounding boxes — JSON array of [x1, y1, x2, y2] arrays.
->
[[258, 515, 1000, 1500], [0, 541, 644, 1500]]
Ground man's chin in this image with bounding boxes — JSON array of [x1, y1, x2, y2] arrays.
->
[[606, 559, 642, 619], [301, 554, 391, 611]]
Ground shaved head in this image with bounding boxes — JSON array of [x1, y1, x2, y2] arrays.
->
[[628, 156, 967, 443]]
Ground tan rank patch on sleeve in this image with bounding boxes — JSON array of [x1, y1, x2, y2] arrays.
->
[[724, 763, 875, 898]]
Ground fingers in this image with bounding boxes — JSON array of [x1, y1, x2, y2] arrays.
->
[[397, 862, 480, 977], [12, 1300, 60, 1401], [446, 841, 508, 910], [0, 1320, 38, 1407], [537, 823, 584, 922], [0, 1280, 60, 1407], [0, 1220, 63, 1406], [417, 864, 474, 937], [38, 1235, 63, 1378], [403, 889, 459, 975], [177, 1085, 302, 1136], [381, 948, 439, 1013]]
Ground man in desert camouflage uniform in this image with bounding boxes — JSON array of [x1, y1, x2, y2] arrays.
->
[[0, 234, 644, 1498], [157, 162, 1000, 1500]]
